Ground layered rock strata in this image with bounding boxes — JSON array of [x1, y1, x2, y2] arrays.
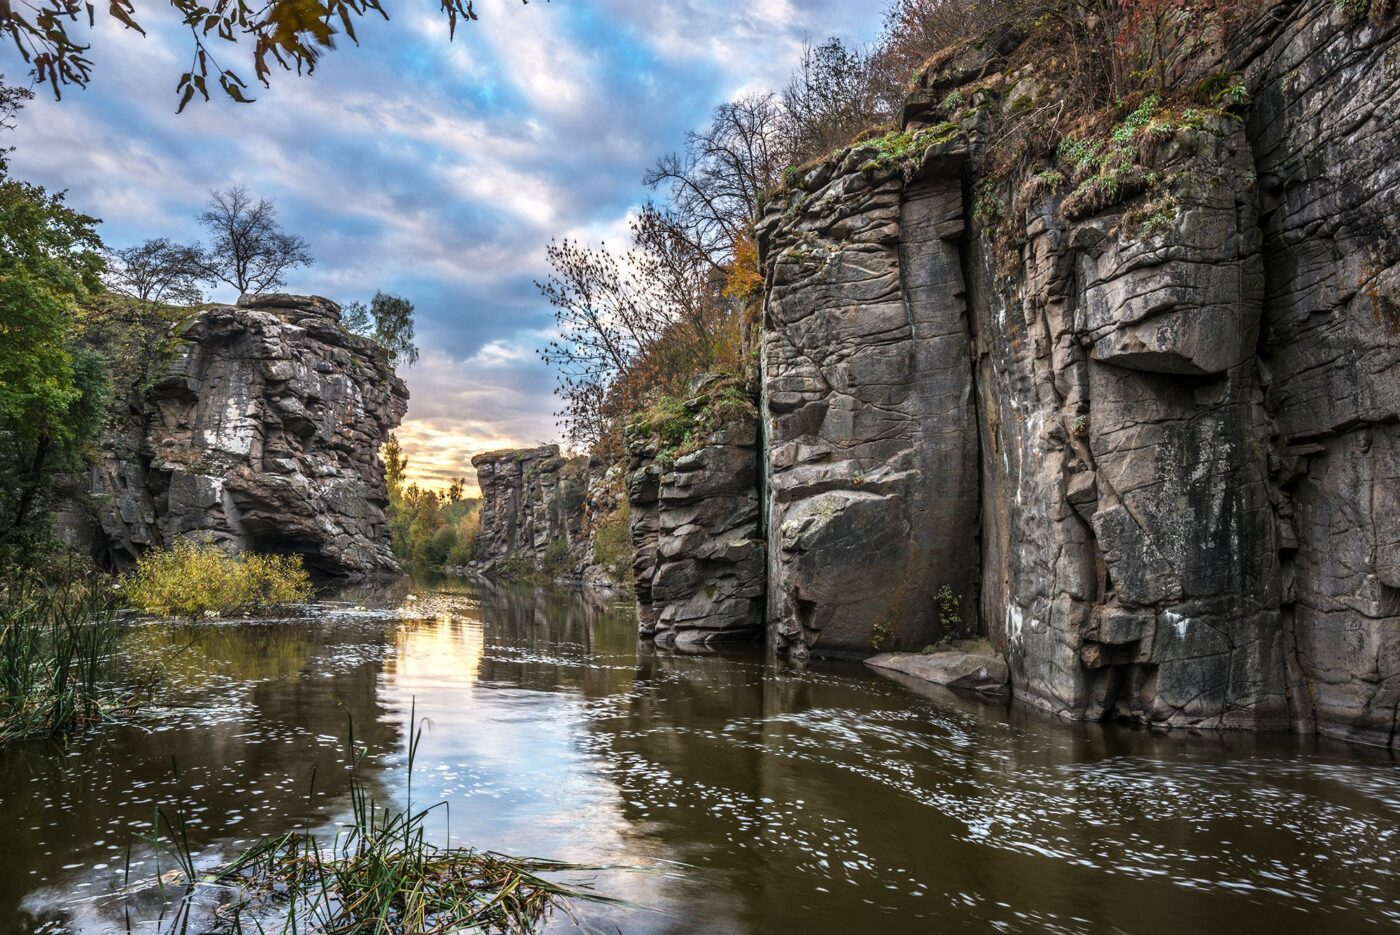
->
[[83, 295, 407, 576], [626, 380, 765, 645], [470, 445, 590, 570], [751, 0, 1397, 745], [756, 143, 981, 658]]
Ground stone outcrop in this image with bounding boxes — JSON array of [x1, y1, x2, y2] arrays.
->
[[747, 0, 1398, 746], [80, 295, 408, 576], [470, 445, 590, 571], [968, 116, 1288, 731], [625, 377, 765, 645], [866, 648, 1010, 694], [757, 141, 981, 658], [1242, 4, 1400, 745]]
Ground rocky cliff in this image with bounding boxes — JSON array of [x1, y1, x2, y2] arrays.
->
[[77, 295, 408, 576], [470, 445, 591, 571], [625, 376, 765, 646], [745, 0, 1397, 746], [440, 1, 1394, 746]]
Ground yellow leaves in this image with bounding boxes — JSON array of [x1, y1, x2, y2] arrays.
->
[[122, 540, 313, 618], [722, 234, 764, 300]]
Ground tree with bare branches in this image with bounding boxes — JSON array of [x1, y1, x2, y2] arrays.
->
[[643, 93, 789, 267], [196, 186, 312, 297], [105, 238, 205, 307]]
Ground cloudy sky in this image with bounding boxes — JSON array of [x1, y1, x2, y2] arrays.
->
[[9, 0, 881, 492]]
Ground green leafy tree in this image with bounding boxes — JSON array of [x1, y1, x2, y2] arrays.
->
[[344, 291, 419, 365], [382, 433, 408, 502], [367, 291, 419, 365], [342, 300, 371, 335], [0, 169, 108, 543]]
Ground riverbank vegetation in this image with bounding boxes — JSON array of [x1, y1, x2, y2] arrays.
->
[[0, 570, 132, 743], [123, 541, 313, 619], [150, 713, 624, 932]]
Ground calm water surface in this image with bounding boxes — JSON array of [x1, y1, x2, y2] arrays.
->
[[1, 579, 1396, 933]]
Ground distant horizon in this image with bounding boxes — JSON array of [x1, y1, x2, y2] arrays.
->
[[7, 0, 880, 496]]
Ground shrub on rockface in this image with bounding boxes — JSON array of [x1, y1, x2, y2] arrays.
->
[[591, 503, 632, 585], [123, 541, 312, 618]]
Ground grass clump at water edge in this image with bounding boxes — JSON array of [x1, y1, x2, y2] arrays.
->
[[0, 570, 145, 744], [123, 540, 313, 618], [145, 706, 638, 933]]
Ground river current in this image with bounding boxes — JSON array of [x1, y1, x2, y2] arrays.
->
[[1, 579, 1395, 933]]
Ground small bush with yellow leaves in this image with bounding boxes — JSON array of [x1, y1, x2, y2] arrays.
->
[[123, 541, 313, 618]]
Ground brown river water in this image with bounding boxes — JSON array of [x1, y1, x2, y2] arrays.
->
[[0, 578, 1396, 933]]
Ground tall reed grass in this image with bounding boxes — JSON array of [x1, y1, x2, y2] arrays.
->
[[148, 707, 633, 933], [0, 571, 130, 743]]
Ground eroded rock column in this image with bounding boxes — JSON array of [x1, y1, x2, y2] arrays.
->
[[626, 381, 765, 646], [758, 144, 981, 658]]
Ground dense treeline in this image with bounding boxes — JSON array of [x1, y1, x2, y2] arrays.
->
[[382, 435, 480, 569]]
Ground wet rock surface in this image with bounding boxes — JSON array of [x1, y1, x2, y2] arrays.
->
[[866, 649, 1010, 694], [80, 295, 407, 576]]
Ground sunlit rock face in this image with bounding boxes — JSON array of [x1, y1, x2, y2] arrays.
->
[[625, 380, 765, 646], [83, 295, 408, 576], [756, 144, 982, 659], [470, 445, 590, 569]]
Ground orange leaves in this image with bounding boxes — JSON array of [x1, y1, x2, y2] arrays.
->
[[723, 233, 764, 300], [13, 0, 530, 105]]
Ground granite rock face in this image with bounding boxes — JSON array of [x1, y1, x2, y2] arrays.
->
[[749, 0, 1397, 745], [470, 445, 590, 570], [756, 143, 981, 658], [1241, 4, 1400, 745], [84, 295, 408, 576], [969, 120, 1287, 730], [626, 381, 765, 645]]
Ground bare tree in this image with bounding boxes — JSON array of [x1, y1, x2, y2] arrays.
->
[[105, 238, 204, 306], [782, 38, 883, 164], [643, 92, 790, 267], [196, 186, 312, 297]]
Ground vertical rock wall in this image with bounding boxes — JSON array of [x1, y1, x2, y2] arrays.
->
[[1242, 4, 1400, 744], [470, 445, 590, 569], [625, 381, 765, 645], [756, 143, 982, 658], [745, 0, 1397, 745], [81, 295, 407, 576], [968, 120, 1287, 729]]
